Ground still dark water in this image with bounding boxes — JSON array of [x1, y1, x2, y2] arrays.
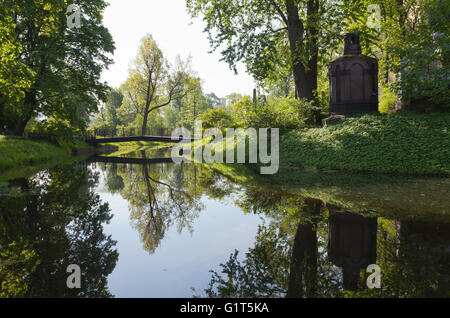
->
[[1, 147, 449, 298]]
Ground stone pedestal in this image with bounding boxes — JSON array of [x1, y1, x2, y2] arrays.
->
[[322, 115, 346, 127]]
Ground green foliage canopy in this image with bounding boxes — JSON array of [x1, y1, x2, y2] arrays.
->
[[0, 0, 115, 135]]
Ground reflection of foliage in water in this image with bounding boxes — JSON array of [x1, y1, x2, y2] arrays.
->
[[203, 224, 291, 298], [0, 239, 40, 297], [97, 156, 450, 298], [0, 164, 118, 298], [199, 196, 341, 298], [101, 158, 211, 254], [99, 151, 247, 254], [105, 164, 125, 194], [210, 163, 450, 218], [366, 220, 450, 298], [200, 185, 450, 298]]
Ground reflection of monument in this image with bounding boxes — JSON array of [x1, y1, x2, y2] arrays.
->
[[327, 208, 378, 291], [328, 33, 379, 115]]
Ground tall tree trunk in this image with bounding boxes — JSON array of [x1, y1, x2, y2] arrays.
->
[[285, 0, 319, 101], [0, 100, 4, 133], [285, 0, 306, 100], [14, 117, 31, 136], [14, 92, 36, 136], [286, 199, 321, 298], [305, 0, 319, 100], [305, 0, 320, 124], [142, 112, 149, 136], [286, 222, 317, 298], [142, 75, 153, 136]]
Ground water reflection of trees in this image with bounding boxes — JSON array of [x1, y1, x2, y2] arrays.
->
[[100, 152, 245, 254], [202, 188, 450, 298], [0, 164, 118, 298], [98, 159, 450, 297], [101, 153, 239, 254]]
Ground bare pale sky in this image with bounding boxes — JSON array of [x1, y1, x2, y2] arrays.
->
[[100, 0, 255, 97]]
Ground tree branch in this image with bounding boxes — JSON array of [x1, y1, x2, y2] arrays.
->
[[147, 76, 186, 114], [270, 0, 289, 26]]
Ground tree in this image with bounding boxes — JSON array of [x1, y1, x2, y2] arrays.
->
[[199, 109, 233, 129], [128, 35, 192, 135], [186, 0, 344, 102], [178, 76, 212, 131], [342, 0, 449, 110], [0, 2, 33, 133], [224, 93, 244, 108], [0, 0, 115, 135], [118, 73, 147, 128], [93, 88, 124, 130], [391, 0, 449, 109], [105, 89, 124, 130], [205, 93, 223, 109]]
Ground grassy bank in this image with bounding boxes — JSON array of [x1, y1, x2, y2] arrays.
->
[[192, 112, 449, 176], [0, 135, 87, 172], [280, 112, 450, 176]]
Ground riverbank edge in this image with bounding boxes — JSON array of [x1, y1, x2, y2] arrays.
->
[[0, 135, 101, 172], [93, 111, 449, 176], [280, 112, 450, 176], [202, 162, 450, 220], [189, 111, 449, 177]]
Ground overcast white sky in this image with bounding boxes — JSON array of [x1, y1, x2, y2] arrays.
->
[[100, 0, 255, 98]]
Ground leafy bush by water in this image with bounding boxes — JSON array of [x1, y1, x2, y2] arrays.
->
[[280, 112, 450, 175], [228, 96, 325, 131]]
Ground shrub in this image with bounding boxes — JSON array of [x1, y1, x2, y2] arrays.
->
[[379, 86, 398, 114], [27, 119, 79, 149], [280, 112, 450, 175], [227, 96, 325, 131], [199, 109, 233, 129], [273, 97, 324, 128], [389, 0, 450, 110]]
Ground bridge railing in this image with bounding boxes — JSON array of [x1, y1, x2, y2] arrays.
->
[[85, 127, 172, 140]]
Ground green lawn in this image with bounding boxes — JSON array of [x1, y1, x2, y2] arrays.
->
[[0, 135, 71, 171], [280, 112, 450, 176], [192, 111, 450, 176]]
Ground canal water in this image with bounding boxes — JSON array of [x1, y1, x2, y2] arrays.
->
[[0, 147, 449, 297]]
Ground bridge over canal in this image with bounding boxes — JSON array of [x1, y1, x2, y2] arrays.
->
[[84, 127, 197, 145]]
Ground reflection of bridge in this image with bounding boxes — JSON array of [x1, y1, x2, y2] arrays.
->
[[85, 136, 196, 145]]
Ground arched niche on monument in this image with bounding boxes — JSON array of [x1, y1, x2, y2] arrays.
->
[[329, 33, 379, 116]]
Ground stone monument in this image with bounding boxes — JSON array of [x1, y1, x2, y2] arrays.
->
[[328, 33, 379, 117]]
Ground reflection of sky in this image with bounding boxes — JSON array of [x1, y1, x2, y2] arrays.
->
[[98, 185, 264, 298]]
